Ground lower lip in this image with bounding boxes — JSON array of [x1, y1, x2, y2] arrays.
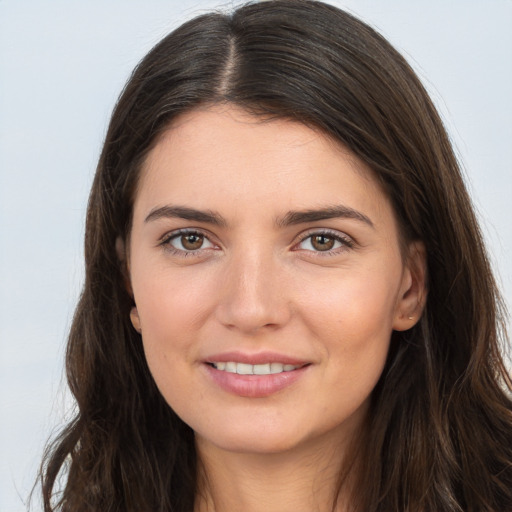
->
[[204, 364, 310, 398]]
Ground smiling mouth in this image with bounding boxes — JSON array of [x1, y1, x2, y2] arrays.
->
[[208, 362, 306, 375]]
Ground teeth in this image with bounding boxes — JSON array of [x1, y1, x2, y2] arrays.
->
[[253, 363, 270, 375], [270, 362, 284, 374], [237, 363, 253, 375], [211, 362, 301, 375], [225, 361, 237, 373]]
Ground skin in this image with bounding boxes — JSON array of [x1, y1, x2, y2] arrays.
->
[[126, 105, 426, 511]]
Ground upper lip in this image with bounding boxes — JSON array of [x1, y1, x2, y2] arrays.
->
[[204, 351, 310, 366]]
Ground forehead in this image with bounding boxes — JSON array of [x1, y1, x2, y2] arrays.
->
[[134, 105, 394, 228]]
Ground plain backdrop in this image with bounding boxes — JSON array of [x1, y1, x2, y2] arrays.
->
[[1, 1, 511, 510]]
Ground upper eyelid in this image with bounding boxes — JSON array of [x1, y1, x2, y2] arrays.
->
[[159, 227, 351, 239], [160, 227, 217, 243], [292, 229, 356, 254], [294, 227, 354, 243]]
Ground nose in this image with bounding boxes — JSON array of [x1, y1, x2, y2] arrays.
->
[[215, 248, 292, 334]]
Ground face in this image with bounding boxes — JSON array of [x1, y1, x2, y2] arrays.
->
[[127, 105, 424, 456]]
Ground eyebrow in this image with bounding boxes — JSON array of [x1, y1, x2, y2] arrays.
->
[[277, 205, 374, 229], [144, 205, 227, 227], [144, 204, 374, 229]]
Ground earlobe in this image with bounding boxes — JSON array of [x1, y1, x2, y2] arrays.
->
[[130, 306, 142, 333], [393, 241, 428, 331]]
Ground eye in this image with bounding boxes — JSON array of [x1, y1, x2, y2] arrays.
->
[[162, 230, 216, 253], [295, 231, 353, 253]]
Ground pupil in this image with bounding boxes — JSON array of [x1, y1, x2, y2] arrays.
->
[[182, 234, 203, 250], [312, 235, 334, 251]]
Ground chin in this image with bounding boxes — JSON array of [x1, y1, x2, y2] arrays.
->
[[197, 429, 309, 456]]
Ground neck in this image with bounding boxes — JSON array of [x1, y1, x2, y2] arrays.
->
[[194, 430, 361, 512]]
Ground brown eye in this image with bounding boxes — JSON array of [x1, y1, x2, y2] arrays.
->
[[165, 231, 215, 253], [296, 232, 351, 253], [311, 235, 335, 251], [181, 233, 204, 250]]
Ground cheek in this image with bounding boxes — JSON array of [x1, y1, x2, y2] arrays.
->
[[300, 266, 400, 339], [134, 270, 216, 413], [295, 264, 401, 398], [135, 264, 214, 331], [132, 266, 219, 379]]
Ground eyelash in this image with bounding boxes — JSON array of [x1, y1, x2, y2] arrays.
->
[[294, 229, 355, 256], [159, 229, 218, 257], [159, 228, 355, 257]]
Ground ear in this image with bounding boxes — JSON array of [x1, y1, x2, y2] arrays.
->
[[117, 237, 140, 333], [393, 241, 428, 331], [130, 306, 142, 333], [116, 236, 133, 296]]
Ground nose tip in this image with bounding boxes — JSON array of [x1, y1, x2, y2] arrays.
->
[[215, 256, 291, 334]]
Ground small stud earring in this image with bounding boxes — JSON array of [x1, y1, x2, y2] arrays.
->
[[408, 316, 414, 320]]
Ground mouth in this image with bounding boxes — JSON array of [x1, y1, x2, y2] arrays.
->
[[207, 361, 305, 375], [203, 355, 311, 397]]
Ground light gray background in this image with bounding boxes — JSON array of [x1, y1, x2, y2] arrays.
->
[[1, 1, 511, 510]]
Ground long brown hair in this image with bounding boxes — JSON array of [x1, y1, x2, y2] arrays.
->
[[40, 1, 512, 511]]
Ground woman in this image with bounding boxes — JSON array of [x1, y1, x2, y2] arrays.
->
[[40, 1, 512, 511]]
